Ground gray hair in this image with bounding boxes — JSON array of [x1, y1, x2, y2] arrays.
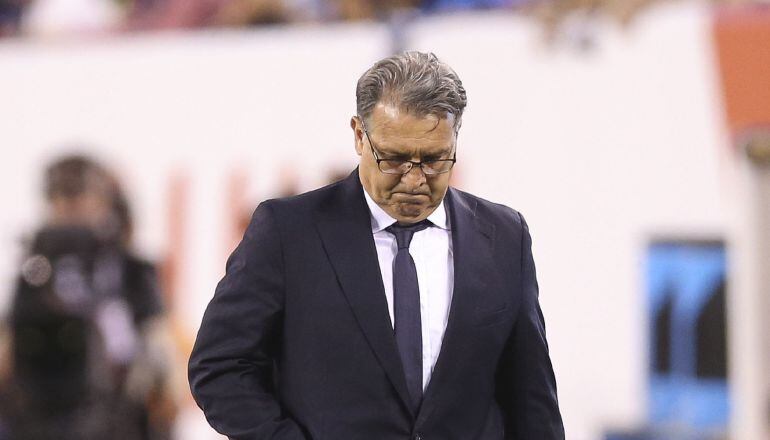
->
[[356, 51, 467, 130]]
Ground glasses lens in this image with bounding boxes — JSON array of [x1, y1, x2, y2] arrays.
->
[[422, 160, 454, 175], [379, 160, 412, 174]]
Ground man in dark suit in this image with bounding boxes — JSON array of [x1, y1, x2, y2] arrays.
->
[[189, 51, 564, 440]]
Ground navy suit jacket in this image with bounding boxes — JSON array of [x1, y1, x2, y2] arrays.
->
[[189, 170, 564, 440]]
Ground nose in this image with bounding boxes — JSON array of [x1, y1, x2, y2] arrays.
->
[[400, 165, 427, 191]]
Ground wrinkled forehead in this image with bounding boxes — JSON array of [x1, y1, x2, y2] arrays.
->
[[365, 99, 458, 127], [365, 103, 456, 132]]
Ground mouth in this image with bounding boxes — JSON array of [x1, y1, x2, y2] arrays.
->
[[392, 192, 430, 202]]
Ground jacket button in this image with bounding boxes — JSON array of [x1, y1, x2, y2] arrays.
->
[[413, 434, 423, 440]]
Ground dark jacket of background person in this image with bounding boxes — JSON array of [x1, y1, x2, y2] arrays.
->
[[189, 170, 564, 440]]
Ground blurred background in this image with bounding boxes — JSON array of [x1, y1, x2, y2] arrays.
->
[[1, 0, 769, 439]]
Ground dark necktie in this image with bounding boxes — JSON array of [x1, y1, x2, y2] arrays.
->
[[386, 220, 431, 412]]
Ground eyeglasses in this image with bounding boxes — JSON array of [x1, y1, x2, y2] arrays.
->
[[359, 117, 457, 176]]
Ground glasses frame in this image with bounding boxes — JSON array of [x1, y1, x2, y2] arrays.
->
[[358, 116, 457, 176]]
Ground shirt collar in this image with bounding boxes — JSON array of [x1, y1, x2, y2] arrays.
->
[[362, 188, 450, 233]]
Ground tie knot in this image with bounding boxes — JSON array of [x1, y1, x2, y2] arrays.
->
[[386, 220, 431, 249]]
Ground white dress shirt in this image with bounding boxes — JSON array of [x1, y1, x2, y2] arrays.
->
[[363, 190, 454, 391]]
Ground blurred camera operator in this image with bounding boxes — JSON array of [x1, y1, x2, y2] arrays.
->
[[0, 155, 176, 440]]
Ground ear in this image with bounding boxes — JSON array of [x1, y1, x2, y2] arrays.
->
[[351, 116, 364, 156]]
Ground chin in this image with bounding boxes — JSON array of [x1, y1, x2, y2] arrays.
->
[[394, 204, 426, 220]]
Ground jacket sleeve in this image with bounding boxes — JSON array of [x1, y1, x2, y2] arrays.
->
[[188, 202, 307, 440], [496, 212, 565, 440]]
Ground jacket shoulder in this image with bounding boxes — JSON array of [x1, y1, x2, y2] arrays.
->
[[450, 187, 524, 229], [258, 178, 346, 216]]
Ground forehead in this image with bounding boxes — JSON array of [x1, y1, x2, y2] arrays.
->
[[367, 103, 456, 154]]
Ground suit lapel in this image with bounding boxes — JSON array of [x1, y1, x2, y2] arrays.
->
[[314, 170, 415, 417], [417, 187, 495, 425]]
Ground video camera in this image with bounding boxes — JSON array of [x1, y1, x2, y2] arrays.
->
[[11, 225, 128, 409]]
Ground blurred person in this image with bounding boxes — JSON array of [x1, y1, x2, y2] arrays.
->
[[333, 0, 376, 20], [284, 0, 420, 23], [421, 0, 520, 13], [214, 0, 290, 26], [125, 0, 297, 30], [189, 51, 564, 439], [21, 0, 123, 37], [0, 0, 30, 37], [0, 155, 176, 440], [344, 0, 421, 21], [123, 0, 228, 30], [532, 0, 664, 42], [281, 0, 332, 21]]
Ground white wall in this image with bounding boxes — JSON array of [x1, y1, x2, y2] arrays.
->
[[0, 22, 389, 326], [0, 3, 731, 439]]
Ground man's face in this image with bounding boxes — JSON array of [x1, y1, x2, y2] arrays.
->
[[48, 190, 112, 231], [352, 103, 457, 224]]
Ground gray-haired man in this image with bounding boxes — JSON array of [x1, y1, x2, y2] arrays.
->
[[189, 51, 564, 440]]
